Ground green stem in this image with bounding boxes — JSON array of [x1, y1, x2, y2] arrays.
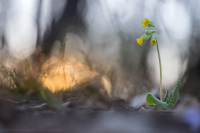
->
[[156, 42, 162, 101], [155, 27, 162, 101]]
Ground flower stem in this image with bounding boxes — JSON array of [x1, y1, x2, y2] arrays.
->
[[155, 27, 162, 101], [156, 42, 162, 101]]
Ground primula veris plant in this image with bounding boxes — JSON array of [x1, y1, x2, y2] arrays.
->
[[137, 18, 181, 110]]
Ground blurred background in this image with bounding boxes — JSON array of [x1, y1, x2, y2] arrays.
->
[[0, 0, 199, 102]]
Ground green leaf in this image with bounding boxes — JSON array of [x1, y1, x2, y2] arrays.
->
[[146, 93, 155, 105], [167, 80, 181, 108], [163, 89, 169, 102], [166, 98, 169, 104], [41, 88, 55, 107], [148, 93, 168, 110], [145, 30, 156, 35], [40, 88, 65, 110], [148, 21, 155, 28], [141, 33, 151, 41]]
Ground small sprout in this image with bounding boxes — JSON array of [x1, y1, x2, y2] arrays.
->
[[41, 88, 66, 110]]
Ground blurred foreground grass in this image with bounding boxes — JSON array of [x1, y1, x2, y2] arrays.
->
[[0, 35, 154, 109], [0, 55, 113, 109]]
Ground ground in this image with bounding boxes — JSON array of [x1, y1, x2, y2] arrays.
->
[[0, 100, 197, 133]]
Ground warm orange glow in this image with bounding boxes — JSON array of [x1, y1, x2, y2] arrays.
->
[[38, 58, 99, 92]]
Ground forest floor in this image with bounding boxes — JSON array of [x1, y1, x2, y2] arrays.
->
[[0, 98, 198, 133]]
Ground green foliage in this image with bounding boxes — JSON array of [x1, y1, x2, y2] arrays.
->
[[146, 93, 155, 105], [163, 89, 169, 102], [0, 62, 43, 99], [147, 93, 168, 110], [40, 89, 55, 107], [145, 30, 156, 35], [141, 33, 151, 41], [151, 33, 158, 40], [146, 80, 181, 110], [40, 88, 65, 110], [139, 19, 181, 111], [167, 80, 181, 108], [148, 21, 155, 28], [166, 98, 169, 104]]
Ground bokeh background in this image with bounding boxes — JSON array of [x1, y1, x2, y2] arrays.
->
[[0, 0, 199, 101]]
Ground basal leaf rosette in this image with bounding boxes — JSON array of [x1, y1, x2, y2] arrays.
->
[[146, 81, 181, 110]]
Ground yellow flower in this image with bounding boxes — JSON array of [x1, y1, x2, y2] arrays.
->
[[136, 38, 143, 45], [150, 39, 157, 45], [141, 18, 149, 27]]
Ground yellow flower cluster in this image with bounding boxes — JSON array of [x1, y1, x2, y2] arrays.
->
[[136, 38, 143, 45], [141, 18, 149, 27], [151, 39, 157, 45], [136, 18, 157, 46]]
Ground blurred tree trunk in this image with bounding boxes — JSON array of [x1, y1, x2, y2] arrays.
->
[[36, 0, 42, 46], [31, 0, 86, 78], [180, 5, 200, 100], [180, 37, 200, 100], [33, 0, 86, 58], [42, 0, 79, 56]]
